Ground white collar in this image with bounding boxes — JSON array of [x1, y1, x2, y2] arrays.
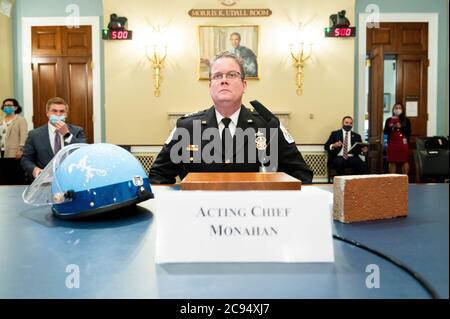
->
[[215, 107, 241, 127], [342, 128, 352, 135], [48, 122, 58, 134]]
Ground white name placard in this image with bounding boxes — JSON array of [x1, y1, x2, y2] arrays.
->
[[155, 187, 334, 263]]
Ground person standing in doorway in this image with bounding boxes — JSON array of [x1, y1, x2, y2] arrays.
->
[[384, 103, 411, 175]]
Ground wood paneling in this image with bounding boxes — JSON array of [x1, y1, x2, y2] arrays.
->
[[63, 26, 92, 56], [398, 23, 428, 53], [367, 46, 385, 174], [396, 54, 428, 140], [367, 22, 428, 54], [32, 57, 62, 125], [63, 57, 93, 143], [32, 26, 62, 56], [367, 23, 397, 53], [31, 26, 93, 143]]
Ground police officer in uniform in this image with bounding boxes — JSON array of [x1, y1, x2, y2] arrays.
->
[[149, 52, 313, 184]]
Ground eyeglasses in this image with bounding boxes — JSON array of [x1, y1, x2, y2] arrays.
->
[[210, 71, 242, 81]]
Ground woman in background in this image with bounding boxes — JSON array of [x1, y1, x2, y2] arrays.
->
[[383, 102, 411, 175], [1, 98, 28, 159]]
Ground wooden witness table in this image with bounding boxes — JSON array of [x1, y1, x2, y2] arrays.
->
[[179, 172, 302, 191]]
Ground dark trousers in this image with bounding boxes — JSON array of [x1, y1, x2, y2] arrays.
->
[[332, 156, 368, 176], [0, 158, 29, 185]]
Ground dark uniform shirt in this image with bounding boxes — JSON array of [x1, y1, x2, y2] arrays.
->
[[149, 105, 313, 184]]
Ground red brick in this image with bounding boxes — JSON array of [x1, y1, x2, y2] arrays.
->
[[333, 174, 408, 223]]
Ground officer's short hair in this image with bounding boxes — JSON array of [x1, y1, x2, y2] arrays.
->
[[46, 97, 69, 112], [209, 51, 245, 80]]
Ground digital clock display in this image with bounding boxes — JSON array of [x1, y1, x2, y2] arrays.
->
[[102, 29, 133, 40], [324, 27, 356, 38]]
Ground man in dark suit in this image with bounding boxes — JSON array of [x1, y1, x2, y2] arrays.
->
[[21, 97, 87, 179], [324, 116, 368, 176], [149, 52, 313, 184], [229, 32, 258, 77]]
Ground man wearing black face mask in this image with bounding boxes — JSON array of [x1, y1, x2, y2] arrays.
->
[[324, 116, 368, 176]]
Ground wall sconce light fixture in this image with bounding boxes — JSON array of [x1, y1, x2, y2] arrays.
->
[[146, 44, 167, 97], [290, 42, 312, 96]]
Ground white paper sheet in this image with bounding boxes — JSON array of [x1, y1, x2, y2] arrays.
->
[[406, 101, 418, 117]]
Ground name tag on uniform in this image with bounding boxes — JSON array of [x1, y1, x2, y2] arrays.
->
[[155, 188, 335, 263]]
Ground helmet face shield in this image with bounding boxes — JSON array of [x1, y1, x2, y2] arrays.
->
[[23, 143, 154, 219], [22, 144, 87, 206]]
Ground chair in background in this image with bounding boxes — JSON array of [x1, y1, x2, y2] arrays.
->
[[326, 153, 368, 183], [415, 136, 449, 183]]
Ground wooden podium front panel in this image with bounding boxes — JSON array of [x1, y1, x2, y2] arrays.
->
[[180, 172, 301, 191]]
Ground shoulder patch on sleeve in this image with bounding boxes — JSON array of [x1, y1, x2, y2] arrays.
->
[[280, 123, 295, 144]]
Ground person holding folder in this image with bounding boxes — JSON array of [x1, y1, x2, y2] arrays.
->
[[324, 116, 368, 176], [383, 103, 411, 175]]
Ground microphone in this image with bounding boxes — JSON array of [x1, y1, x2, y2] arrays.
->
[[249, 100, 280, 127]]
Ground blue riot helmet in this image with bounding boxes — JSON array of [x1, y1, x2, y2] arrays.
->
[[23, 143, 154, 219]]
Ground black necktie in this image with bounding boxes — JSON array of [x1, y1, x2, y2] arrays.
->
[[221, 118, 232, 162]]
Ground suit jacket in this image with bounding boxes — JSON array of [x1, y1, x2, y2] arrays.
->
[[3, 116, 28, 158], [232, 46, 258, 77], [149, 105, 313, 184], [21, 123, 87, 177], [324, 129, 363, 167]]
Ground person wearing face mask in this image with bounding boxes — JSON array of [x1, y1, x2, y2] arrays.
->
[[1, 98, 28, 159], [21, 97, 86, 179], [324, 116, 368, 176], [383, 103, 411, 175]]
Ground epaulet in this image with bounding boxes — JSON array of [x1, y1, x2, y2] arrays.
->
[[246, 106, 261, 116], [180, 109, 207, 119]]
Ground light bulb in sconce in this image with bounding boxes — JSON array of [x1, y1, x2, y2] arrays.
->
[[290, 42, 313, 96]]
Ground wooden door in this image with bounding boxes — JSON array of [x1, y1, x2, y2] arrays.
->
[[396, 54, 428, 141], [62, 56, 93, 143], [367, 46, 385, 174], [366, 22, 428, 179], [396, 53, 428, 181], [32, 56, 63, 126], [32, 26, 63, 56], [31, 26, 93, 143]]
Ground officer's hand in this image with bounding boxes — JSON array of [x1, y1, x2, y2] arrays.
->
[[54, 121, 69, 136]]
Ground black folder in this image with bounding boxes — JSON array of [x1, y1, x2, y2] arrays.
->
[[348, 142, 369, 155]]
